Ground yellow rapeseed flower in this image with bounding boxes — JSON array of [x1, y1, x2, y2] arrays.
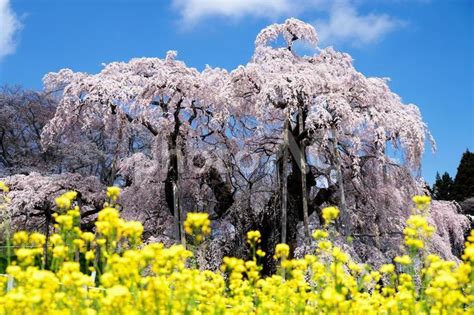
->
[[63, 191, 78, 201], [0, 181, 9, 192], [106, 186, 121, 201], [55, 191, 77, 210], [29, 232, 46, 246], [81, 232, 95, 242], [394, 255, 412, 265], [312, 229, 328, 240], [379, 264, 395, 274], [274, 244, 290, 260], [12, 231, 28, 245], [50, 233, 63, 245], [332, 247, 348, 263], [412, 195, 431, 212], [247, 230, 261, 245], [404, 214, 435, 250], [85, 250, 95, 261], [55, 214, 74, 230], [53, 245, 68, 259], [123, 221, 144, 240], [322, 206, 339, 226], [184, 212, 211, 242], [55, 196, 71, 210]]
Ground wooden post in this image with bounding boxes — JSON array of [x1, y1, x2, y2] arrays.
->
[[331, 128, 351, 236], [173, 183, 180, 241], [6, 275, 13, 292], [43, 207, 51, 269], [298, 107, 310, 242], [281, 115, 289, 244], [175, 139, 186, 247]]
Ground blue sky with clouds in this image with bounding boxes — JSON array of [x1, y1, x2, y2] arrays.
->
[[0, 0, 472, 183]]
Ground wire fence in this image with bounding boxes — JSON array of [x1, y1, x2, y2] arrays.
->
[[0, 270, 106, 293]]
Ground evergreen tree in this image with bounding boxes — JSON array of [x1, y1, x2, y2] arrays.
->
[[432, 171, 454, 200], [452, 149, 474, 201]]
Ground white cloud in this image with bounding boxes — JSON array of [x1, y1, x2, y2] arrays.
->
[[172, 0, 404, 46], [172, 0, 296, 23], [316, 1, 404, 46], [0, 0, 22, 60]]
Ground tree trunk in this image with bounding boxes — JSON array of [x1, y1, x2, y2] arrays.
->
[[43, 206, 51, 269], [203, 167, 234, 218], [331, 128, 351, 236], [281, 117, 289, 244], [298, 107, 310, 242], [175, 139, 186, 247]]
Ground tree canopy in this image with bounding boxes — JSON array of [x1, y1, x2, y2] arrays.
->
[[432, 171, 454, 201], [452, 150, 474, 201], [431, 150, 473, 202]]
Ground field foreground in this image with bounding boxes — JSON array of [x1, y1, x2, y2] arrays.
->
[[0, 185, 473, 314]]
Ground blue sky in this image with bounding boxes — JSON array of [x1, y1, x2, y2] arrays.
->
[[0, 0, 472, 184]]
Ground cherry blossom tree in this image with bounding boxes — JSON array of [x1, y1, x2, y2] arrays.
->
[[230, 18, 436, 269], [35, 18, 468, 274], [42, 51, 236, 242]]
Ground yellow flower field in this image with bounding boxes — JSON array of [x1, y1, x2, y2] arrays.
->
[[0, 184, 472, 314]]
